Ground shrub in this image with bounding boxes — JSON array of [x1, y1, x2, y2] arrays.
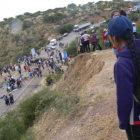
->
[[0, 86, 80, 140], [46, 75, 53, 86], [55, 94, 80, 116], [20, 129, 34, 140], [20, 88, 80, 126], [24, 12, 32, 17], [32, 11, 41, 17], [46, 71, 64, 86], [43, 13, 66, 23], [57, 23, 73, 34], [1, 50, 8, 57], [35, 89, 60, 116], [20, 93, 40, 128], [67, 3, 77, 9], [12, 34, 20, 42], [65, 39, 78, 57], [128, 11, 139, 22], [0, 112, 25, 140], [23, 20, 34, 30]]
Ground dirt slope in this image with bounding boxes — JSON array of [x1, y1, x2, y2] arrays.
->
[[33, 49, 128, 140], [54, 53, 104, 93]]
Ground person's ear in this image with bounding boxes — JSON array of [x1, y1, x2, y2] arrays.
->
[[111, 36, 116, 44], [112, 36, 120, 48]]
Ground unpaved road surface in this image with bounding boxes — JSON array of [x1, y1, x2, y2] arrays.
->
[[0, 68, 48, 117]]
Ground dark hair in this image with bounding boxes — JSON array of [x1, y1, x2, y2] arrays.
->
[[120, 10, 127, 16], [123, 29, 140, 102], [110, 9, 120, 18]]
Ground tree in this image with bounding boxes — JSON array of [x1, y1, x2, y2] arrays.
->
[[67, 3, 77, 9], [24, 12, 32, 17], [23, 20, 34, 29], [57, 23, 73, 34], [43, 13, 66, 23], [128, 12, 139, 22]]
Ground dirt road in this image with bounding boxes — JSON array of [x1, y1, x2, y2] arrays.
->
[[0, 67, 48, 117]]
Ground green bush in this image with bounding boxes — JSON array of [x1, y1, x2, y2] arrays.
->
[[46, 72, 64, 86], [67, 3, 77, 9], [65, 39, 78, 57], [23, 20, 34, 30], [128, 11, 140, 22], [20, 88, 80, 125], [43, 13, 66, 23], [35, 89, 61, 116], [0, 112, 25, 140], [12, 34, 20, 43], [1, 50, 8, 57], [57, 23, 73, 34], [21, 129, 34, 140], [55, 94, 80, 116], [0, 86, 80, 140], [46, 75, 53, 86], [20, 93, 40, 128]]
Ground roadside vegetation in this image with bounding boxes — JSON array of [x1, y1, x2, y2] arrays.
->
[[46, 71, 64, 86], [65, 39, 78, 57], [57, 23, 73, 34], [0, 88, 80, 140]]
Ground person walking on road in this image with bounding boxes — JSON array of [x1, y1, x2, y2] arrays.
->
[[108, 15, 140, 140]]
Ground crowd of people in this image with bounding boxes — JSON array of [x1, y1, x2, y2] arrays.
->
[[0, 56, 45, 105], [77, 30, 103, 53], [0, 7, 140, 139], [77, 27, 113, 54], [0, 43, 67, 106]]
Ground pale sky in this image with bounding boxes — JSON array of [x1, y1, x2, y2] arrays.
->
[[0, 0, 112, 21]]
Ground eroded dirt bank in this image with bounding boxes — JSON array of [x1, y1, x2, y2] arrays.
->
[[33, 49, 127, 140]]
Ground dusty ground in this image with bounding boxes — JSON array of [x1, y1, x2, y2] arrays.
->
[[33, 49, 128, 140]]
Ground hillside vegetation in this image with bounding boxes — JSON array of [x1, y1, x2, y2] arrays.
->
[[0, 1, 137, 66]]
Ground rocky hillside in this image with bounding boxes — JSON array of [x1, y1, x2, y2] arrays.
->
[[0, 1, 136, 66]]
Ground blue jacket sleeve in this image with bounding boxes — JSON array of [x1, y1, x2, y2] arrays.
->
[[114, 62, 134, 129], [104, 32, 108, 37]]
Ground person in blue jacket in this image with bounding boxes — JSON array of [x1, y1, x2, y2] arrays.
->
[[108, 16, 140, 140]]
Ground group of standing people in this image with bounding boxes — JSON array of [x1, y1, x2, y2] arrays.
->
[[0, 65, 16, 76], [1, 94, 14, 105], [23, 58, 44, 78], [78, 30, 102, 53], [5, 75, 22, 93]]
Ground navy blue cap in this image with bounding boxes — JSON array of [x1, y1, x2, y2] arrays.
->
[[108, 16, 133, 37]]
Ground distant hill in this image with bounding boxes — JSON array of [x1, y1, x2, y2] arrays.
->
[[0, 1, 136, 66]]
